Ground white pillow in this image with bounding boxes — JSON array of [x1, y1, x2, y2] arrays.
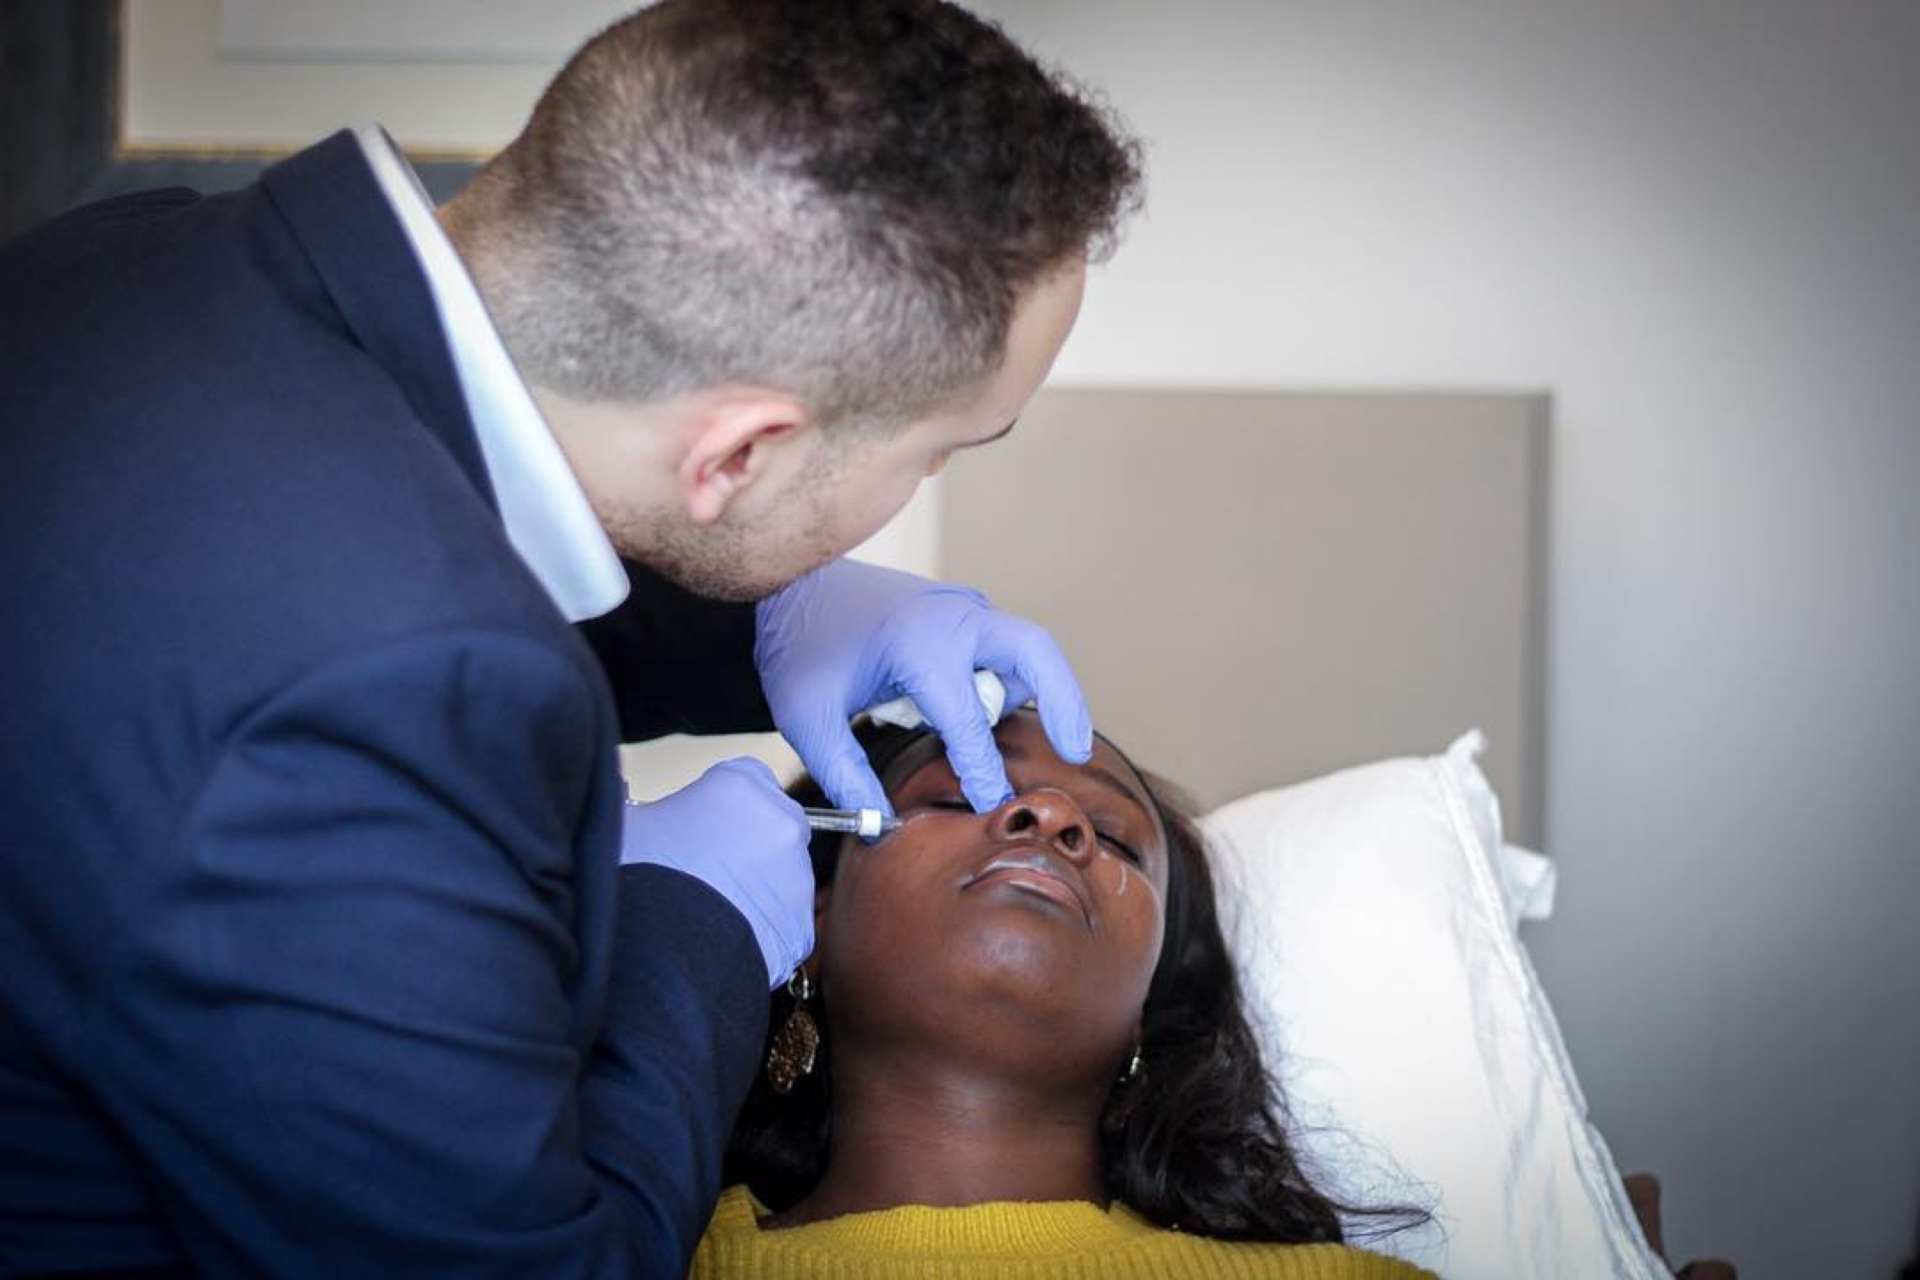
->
[[1202, 732, 1669, 1279]]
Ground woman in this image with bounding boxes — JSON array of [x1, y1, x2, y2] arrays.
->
[[691, 709, 1429, 1278]]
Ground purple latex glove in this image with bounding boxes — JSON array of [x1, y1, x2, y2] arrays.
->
[[754, 559, 1093, 814], [621, 759, 813, 988]]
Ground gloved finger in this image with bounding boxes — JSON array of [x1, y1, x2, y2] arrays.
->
[[797, 715, 893, 817], [713, 757, 816, 976], [904, 665, 1014, 812], [711, 758, 813, 839], [750, 863, 816, 986], [995, 668, 1036, 715], [975, 613, 1094, 764], [710, 755, 785, 792]]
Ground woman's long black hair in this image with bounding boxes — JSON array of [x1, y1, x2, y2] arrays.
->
[[723, 720, 1425, 1244]]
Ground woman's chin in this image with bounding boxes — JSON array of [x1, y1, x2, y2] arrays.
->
[[946, 914, 1110, 1025]]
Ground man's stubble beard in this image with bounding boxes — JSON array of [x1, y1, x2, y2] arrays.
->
[[595, 458, 846, 604]]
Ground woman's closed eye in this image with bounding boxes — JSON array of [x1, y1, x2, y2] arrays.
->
[[936, 794, 1142, 865], [918, 791, 1144, 865]]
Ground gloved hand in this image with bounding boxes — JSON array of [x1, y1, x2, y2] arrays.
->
[[620, 758, 814, 988], [754, 558, 1093, 814]]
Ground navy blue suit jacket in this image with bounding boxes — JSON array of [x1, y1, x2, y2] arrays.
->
[[0, 132, 775, 1277]]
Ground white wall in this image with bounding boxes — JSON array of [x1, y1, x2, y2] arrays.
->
[[126, 3, 1920, 1274], [962, 4, 1919, 1275], [124, 0, 560, 152]]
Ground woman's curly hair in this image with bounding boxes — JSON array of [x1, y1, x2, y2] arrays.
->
[[724, 721, 1425, 1245]]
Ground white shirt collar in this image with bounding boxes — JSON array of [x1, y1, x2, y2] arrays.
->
[[353, 126, 629, 623]]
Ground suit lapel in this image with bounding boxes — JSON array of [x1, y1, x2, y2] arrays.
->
[[259, 130, 499, 516]]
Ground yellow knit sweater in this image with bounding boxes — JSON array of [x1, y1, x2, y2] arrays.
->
[[688, 1185, 1434, 1279]]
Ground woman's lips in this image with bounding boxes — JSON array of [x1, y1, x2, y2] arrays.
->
[[960, 845, 1093, 929]]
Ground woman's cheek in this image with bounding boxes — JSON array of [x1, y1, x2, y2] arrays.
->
[[1087, 856, 1165, 972], [1086, 854, 1159, 909], [828, 819, 951, 922]]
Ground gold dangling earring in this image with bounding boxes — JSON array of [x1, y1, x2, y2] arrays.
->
[[766, 970, 820, 1095]]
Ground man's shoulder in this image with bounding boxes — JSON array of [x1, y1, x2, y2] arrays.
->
[[0, 156, 528, 646], [0, 136, 407, 419], [3, 175, 267, 332], [0, 174, 384, 491]]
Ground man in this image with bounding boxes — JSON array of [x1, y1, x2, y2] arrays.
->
[[0, 1, 1140, 1275]]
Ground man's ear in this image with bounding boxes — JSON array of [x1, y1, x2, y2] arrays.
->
[[676, 389, 809, 525]]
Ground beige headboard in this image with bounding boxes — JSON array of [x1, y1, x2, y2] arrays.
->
[[938, 388, 1549, 846]]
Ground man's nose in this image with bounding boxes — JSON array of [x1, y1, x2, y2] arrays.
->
[[987, 789, 1096, 864]]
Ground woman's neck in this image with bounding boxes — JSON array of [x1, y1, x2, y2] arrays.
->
[[764, 1048, 1109, 1229]]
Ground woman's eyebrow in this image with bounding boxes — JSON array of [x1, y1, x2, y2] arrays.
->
[[1082, 765, 1155, 827]]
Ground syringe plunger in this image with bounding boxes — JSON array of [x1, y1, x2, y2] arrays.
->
[[802, 806, 900, 840]]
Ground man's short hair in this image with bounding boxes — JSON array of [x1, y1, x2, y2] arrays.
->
[[455, 0, 1142, 428]]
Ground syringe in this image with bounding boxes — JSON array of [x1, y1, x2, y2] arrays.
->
[[803, 807, 902, 840]]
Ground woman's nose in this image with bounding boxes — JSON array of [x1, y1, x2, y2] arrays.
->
[[987, 789, 1096, 864]]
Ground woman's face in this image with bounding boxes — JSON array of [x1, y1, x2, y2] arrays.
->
[[816, 710, 1170, 1081]]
